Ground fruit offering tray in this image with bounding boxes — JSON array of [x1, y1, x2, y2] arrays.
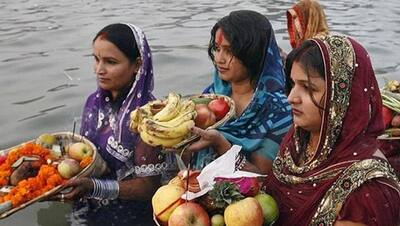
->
[[173, 93, 236, 149], [0, 132, 107, 219], [151, 145, 277, 226], [130, 93, 236, 151], [380, 80, 400, 140]]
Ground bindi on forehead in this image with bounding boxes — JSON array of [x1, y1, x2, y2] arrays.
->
[[216, 29, 225, 45]]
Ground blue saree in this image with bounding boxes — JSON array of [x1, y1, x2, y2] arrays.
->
[[194, 31, 292, 169]]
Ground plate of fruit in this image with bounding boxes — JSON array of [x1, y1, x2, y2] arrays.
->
[[152, 172, 278, 226], [379, 79, 400, 140], [0, 132, 107, 218], [129, 92, 235, 150]]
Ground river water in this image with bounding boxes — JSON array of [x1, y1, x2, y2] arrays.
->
[[0, 0, 399, 225]]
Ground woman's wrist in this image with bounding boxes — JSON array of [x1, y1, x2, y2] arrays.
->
[[214, 133, 232, 155], [87, 178, 120, 200]]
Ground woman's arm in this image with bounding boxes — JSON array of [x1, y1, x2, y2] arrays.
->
[[118, 175, 160, 200], [334, 178, 400, 225], [248, 153, 272, 174], [186, 127, 270, 174], [59, 139, 165, 202], [118, 138, 164, 200], [59, 174, 160, 201]]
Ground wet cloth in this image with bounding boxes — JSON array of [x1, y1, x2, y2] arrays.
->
[[194, 27, 292, 169], [264, 35, 400, 226], [72, 23, 170, 226]]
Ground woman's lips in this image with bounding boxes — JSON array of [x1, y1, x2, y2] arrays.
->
[[217, 66, 228, 73], [98, 77, 110, 83], [292, 108, 303, 115]]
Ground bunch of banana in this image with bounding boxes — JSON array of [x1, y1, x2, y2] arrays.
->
[[130, 92, 197, 148]]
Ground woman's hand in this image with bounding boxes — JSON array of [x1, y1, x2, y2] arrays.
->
[[186, 126, 231, 155], [54, 177, 94, 202]]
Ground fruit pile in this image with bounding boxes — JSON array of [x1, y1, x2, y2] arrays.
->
[[35, 133, 94, 179], [152, 171, 278, 226], [381, 79, 400, 137], [192, 96, 230, 129], [0, 133, 94, 216], [130, 92, 197, 148], [130, 93, 231, 149]]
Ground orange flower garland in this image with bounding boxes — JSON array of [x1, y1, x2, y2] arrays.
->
[[80, 156, 93, 168], [0, 142, 64, 208], [0, 143, 53, 187], [0, 165, 65, 207]]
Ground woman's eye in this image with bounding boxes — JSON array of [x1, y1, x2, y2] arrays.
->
[[107, 60, 117, 65]]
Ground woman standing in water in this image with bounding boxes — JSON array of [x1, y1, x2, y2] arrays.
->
[[264, 35, 400, 225], [58, 23, 172, 226], [187, 10, 292, 174]]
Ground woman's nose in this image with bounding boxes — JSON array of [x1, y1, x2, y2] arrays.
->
[[287, 89, 301, 105], [94, 61, 105, 74], [215, 50, 226, 64]]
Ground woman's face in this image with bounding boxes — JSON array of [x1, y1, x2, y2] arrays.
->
[[287, 62, 325, 133], [214, 28, 249, 84], [92, 37, 139, 99]]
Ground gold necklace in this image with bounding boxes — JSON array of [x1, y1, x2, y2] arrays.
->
[[305, 143, 316, 163]]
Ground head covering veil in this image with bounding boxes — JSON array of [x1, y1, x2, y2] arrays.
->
[[80, 23, 155, 179]]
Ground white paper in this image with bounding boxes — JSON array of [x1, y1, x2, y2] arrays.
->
[[181, 145, 265, 200]]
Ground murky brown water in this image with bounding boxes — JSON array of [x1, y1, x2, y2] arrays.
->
[[0, 0, 399, 225]]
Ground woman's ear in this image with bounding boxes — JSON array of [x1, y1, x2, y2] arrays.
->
[[133, 57, 142, 74], [135, 57, 142, 67]]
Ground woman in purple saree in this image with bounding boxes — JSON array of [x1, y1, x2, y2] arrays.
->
[[60, 23, 173, 226]]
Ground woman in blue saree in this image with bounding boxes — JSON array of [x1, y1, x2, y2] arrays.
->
[[188, 10, 292, 174]]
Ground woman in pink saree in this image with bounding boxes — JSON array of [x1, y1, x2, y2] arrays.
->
[[264, 35, 400, 225]]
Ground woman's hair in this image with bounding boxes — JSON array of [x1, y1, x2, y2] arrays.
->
[[285, 40, 325, 110], [93, 23, 140, 63], [208, 10, 272, 85]]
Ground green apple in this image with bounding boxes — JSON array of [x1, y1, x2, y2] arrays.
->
[[254, 193, 279, 225], [68, 142, 93, 161], [211, 214, 225, 226], [57, 158, 81, 179], [36, 133, 57, 148]]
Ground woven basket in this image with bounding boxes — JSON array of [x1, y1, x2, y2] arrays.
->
[[172, 93, 235, 150], [0, 131, 107, 219]]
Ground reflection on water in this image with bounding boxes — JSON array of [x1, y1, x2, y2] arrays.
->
[[0, 0, 399, 225]]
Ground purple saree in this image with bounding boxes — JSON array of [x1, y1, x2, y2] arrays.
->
[[71, 24, 172, 226]]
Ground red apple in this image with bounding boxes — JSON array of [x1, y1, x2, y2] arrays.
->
[[68, 142, 94, 161], [195, 104, 217, 129], [224, 197, 263, 226], [57, 158, 81, 179], [168, 202, 210, 226], [382, 106, 394, 128], [208, 98, 230, 121]]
